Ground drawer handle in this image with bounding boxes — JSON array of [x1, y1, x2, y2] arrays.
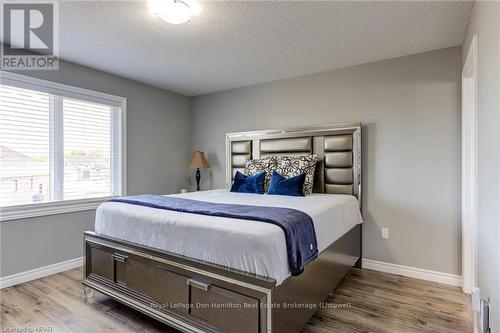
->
[[112, 253, 128, 263], [187, 278, 211, 291]]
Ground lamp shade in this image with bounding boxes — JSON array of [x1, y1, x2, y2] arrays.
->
[[189, 151, 209, 169]]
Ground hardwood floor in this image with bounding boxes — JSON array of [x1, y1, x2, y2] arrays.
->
[[0, 268, 472, 333], [303, 269, 472, 333]]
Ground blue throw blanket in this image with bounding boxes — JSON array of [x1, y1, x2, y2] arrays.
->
[[109, 194, 318, 276]]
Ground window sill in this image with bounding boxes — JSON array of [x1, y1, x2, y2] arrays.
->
[[0, 196, 118, 222]]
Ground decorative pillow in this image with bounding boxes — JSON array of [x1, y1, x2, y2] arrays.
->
[[244, 156, 277, 192], [230, 171, 266, 194], [267, 171, 306, 197], [275, 154, 318, 195]]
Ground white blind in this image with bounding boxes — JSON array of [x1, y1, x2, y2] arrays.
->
[[63, 98, 112, 200], [0, 85, 51, 206], [0, 80, 123, 208]]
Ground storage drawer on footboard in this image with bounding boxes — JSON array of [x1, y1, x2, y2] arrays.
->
[[152, 265, 190, 314], [84, 235, 269, 333], [114, 252, 153, 296], [86, 242, 154, 296], [189, 279, 260, 333], [88, 245, 114, 281]]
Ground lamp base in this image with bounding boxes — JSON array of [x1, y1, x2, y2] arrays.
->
[[195, 168, 201, 191]]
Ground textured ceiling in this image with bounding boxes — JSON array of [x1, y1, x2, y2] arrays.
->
[[52, 1, 471, 96]]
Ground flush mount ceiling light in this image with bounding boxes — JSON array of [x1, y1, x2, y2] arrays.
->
[[149, 0, 200, 25]]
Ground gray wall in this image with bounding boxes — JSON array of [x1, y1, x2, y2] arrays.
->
[[1, 46, 464, 280], [463, 2, 500, 331], [0, 59, 192, 277], [192, 47, 462, 275]]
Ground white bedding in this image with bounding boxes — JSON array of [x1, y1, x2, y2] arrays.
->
[[95, 189, 362, 285]]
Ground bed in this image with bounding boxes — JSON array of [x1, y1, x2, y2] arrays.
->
[[83, 123, 363, 333]]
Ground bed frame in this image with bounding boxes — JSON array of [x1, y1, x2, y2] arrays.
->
[[83, 123, 362, 333]]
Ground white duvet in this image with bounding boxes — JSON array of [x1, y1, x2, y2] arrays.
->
[[95, 189, 362, 285]]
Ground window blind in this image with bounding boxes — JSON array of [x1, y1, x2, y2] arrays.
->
[[0, 79, 123, 209], [63, 98, 112, 200], [0, 85, 51, 206]]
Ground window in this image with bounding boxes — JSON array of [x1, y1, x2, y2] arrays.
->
[[0, 72, 126, 220]]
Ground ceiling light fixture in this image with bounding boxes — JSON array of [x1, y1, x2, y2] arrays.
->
[[149, 0, 200, 25]]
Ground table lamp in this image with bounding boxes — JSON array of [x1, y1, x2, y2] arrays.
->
[[189, 151, 209, 191]]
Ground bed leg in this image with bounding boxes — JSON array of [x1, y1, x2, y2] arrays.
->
[[355, 223, 362, 269], [83, 286, 94, 299], [354, 257, 362, 269]]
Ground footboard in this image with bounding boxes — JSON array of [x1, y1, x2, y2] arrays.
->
[[83, 231, 272, 333], [83, 224, 361, 333]]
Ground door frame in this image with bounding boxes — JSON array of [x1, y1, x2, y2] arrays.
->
[[461, 34, 477, 295]]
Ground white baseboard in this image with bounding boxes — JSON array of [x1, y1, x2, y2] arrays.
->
[[362, 258, 463, 287], [0, 256, 84, 289]]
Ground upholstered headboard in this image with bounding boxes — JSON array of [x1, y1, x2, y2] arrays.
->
[[226, 123, 362, 202]]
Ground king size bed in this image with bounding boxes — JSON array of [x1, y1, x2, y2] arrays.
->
[[82, 123, 363, 333]]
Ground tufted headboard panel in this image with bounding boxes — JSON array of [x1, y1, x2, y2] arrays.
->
[[226, 123, 362, 202], [230, 140, 252, 177]]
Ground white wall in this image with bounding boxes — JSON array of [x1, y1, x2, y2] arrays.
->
[[192, 47, 463, 275], [463, 2, 500, 331]]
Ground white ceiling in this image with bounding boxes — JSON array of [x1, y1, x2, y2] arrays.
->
[[53, 1, 472, 96]]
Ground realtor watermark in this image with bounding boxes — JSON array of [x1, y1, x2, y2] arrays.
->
[[1, 1, 59, 70], [150, 301, 352, 311]]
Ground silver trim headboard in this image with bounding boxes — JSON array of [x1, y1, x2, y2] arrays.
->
[[225, 123, 362, 204]]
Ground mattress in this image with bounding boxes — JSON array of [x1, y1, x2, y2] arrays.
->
[[94, 189, 363, 285]]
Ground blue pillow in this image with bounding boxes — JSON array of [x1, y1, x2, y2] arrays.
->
[[267, 171, 306, 196], [230, 171, 266, 194]]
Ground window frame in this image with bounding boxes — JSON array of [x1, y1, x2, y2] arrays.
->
[[0, 71, 127, 221]]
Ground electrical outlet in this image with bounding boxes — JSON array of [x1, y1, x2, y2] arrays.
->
[[381, 227, 389, 239]]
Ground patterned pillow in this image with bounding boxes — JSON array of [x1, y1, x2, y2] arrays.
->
[[275, 155, 318, 195], [244, 156, 277, 192]]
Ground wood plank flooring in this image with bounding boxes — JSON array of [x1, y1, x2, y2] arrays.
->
[[1, 267, 472, 333]]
